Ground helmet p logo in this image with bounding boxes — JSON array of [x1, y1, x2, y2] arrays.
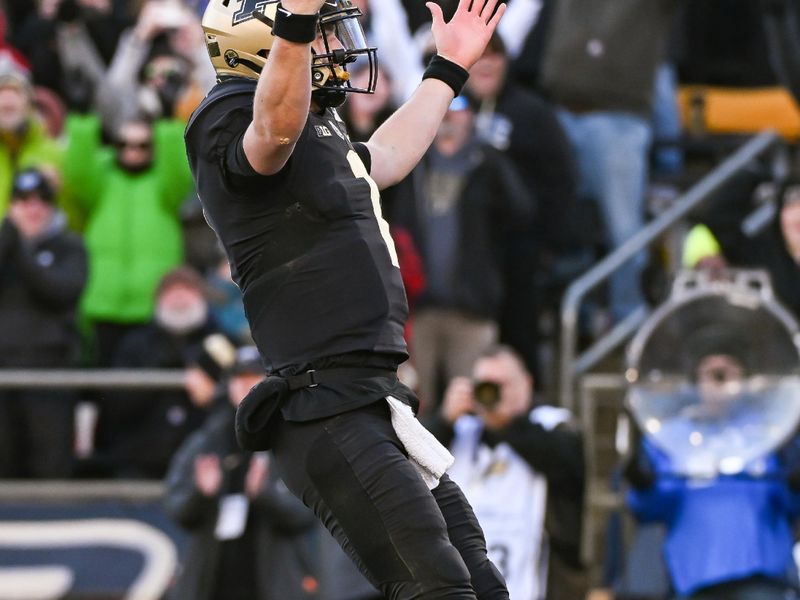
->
[[232, 0, 273, 25]]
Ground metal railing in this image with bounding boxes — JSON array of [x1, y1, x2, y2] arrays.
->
[[578, 374, 627, 569], [559, 131, 783, 411], [0, 480, 165, 501], [0, 369, 186, 390]]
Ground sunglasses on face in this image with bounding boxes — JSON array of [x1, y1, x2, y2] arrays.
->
[[116, 140, 153, 151]]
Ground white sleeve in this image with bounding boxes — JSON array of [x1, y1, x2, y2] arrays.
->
[[497, 0, 543, 59], [368, 0, 425, 103]]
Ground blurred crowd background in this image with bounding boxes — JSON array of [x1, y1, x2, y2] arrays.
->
[[2, 0, 800, 599]]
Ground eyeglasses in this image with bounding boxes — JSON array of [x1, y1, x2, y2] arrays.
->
[[115, 140, 153, 151]]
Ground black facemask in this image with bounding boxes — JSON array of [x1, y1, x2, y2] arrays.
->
[[312, 87, 347, 109]]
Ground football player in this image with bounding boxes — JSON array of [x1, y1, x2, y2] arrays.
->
[[185, 0, 508, 598]]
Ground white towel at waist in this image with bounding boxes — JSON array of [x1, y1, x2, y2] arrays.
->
[[386, 396, 455, 490]]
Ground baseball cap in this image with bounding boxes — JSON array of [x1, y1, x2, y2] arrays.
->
[[11, 169, 55, 202]]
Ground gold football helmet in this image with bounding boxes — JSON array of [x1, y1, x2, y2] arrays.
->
[[201, 0, 377, 105]]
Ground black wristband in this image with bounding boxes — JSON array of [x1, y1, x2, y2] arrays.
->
[[422, 55, 470, 96], [271, 3, 319, 44]]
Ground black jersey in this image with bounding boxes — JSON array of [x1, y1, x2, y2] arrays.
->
[[185, 79, 408, 372]]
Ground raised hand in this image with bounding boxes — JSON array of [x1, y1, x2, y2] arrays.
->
[[441, 377, 476, 425], [194, 454, 223, 497], [427, 0, 507, 71]]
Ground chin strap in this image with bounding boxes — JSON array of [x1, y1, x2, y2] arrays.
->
[[312, 87, 347, 109]]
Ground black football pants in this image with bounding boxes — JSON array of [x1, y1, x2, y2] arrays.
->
[[271, 401, 509, 600]]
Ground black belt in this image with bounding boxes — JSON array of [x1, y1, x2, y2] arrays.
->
[[285, 367, 396, 390]]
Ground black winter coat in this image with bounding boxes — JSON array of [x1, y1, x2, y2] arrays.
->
[[388, 141, 532, 320], [95, 320, 221, 478], [164, 406, 320, 600], [0, 215, 87, 367]]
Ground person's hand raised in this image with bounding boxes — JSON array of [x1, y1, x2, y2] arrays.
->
[[194, 454, 223, 497], [427, 0, 506, 71]]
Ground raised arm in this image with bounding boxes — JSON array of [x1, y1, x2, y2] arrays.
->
[[365, 0, 506, 190], [242, 0, 328, 176]]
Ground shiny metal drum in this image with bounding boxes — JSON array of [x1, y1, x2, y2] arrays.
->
[[626, 270, 800, 477]]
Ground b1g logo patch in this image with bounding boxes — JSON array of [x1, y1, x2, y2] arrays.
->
[[315, 125, 333, 138]]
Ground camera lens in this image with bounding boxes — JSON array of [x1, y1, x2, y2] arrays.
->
[[473, 381, 501, 409]]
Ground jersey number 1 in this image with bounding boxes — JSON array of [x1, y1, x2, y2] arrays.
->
[[346, 150, 400, 268]]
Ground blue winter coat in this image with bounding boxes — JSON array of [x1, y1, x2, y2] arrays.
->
[[627, 436, 800, 596]]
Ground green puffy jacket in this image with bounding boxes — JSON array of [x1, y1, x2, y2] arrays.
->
[[64, 114, 192, 324]]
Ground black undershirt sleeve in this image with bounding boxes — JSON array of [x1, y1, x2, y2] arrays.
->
[[353, 142, 372, 173], [229, 128, 260, 178]]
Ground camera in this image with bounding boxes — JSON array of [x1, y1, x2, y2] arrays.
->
[[473, 380, 501, 410]]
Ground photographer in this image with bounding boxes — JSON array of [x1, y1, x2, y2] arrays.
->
[[426, 345, 586, 600]]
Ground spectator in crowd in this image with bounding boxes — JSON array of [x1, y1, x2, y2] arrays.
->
[[494, 0, 556, 92], [0, 168, 87, 478], [181, 193, 224, 273], [64, 108, 193, 364], [763, 0, 800, 105], [0, 10, 30, 73], [683, 179, 800, 320], [390, 95, 531, 411], [0, 64, 63, 218], [165, 346, 321, 600], [11, 0, 132, 111], [427, 345, 586, 600], [625, 340, 800, 599], [650, 62, 684, 179], [96, 0, 216, 132], [95, 266, 225, 479], [351, 0, 424, 103], [538, 0, 683, 322], [464, 32, 578, 378], [495, 0, 543, 62], [339, 63, 397, 143], [207, 255, 252, 345]]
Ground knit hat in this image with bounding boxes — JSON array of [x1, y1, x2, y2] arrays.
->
[[11, 168, 55, 202]]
